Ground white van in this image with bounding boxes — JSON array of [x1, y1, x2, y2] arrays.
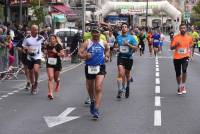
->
[[54, 28, 81, 48]]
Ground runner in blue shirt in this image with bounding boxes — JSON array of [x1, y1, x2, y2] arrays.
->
[[152, 30, 160, 57], [114, 23, 138, 99], [78, 26, 110, 119]]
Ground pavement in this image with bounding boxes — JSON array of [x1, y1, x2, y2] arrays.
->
[[0, 37, 200, 134]]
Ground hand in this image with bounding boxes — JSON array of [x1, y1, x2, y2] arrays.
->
[[85, 52, 92, 60], [105, 56, 109, 62], [123, 40, 129, 46], [52, 48, 57, 54]]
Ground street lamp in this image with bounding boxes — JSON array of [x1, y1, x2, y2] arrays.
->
[[145, 0, 148, 31]]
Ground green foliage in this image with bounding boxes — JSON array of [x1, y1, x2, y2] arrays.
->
[[30, 0, 46, 26], [193, 1, 200, 15]]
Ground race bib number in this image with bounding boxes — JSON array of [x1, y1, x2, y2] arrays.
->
[[29, 46, 38, 53], [88, 65, 100, 74], [119, 46, 129, 53], [154, 39, 159, 43], [177, 48, 187, 54], [48, 58, 57, 65]]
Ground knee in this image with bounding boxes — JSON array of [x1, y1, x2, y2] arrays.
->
[[96, 85, 102, 93], [48, 77, 54, 82]]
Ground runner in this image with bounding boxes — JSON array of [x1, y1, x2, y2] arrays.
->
[[115, 23, 138, 99], [107, 29, 115, 62], [189, 25, 199, 59], [170, 23, 193, 95], [78, 26, 110, 119], [147, 30, 153, 55], [152, 30, 160, 57], [22, 25, 45, 95], [44, 34, 64, 100], [83, 23, 107, 105]]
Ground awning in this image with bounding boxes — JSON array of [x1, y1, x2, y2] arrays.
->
[[53, 14, 66, 23], [52, 4, 76, 16]]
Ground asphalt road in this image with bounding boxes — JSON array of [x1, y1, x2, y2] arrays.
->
[[0, 38, 200, 134]]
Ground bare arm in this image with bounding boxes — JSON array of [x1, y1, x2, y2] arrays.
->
[[78, 40, 91, 60], [104, 41, 110, 62]]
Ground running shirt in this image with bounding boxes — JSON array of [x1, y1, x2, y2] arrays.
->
[[22, 35, 44, 60], [152, 33, 160, 46], [189, 31, 199, 42], [116, 34, 137, 59], [85, 40, 105, 66], [171, 34, 193, 59], [46, 43, 63, 67], [107, 34, 115, 47]]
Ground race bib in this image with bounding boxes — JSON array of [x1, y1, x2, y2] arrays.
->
[[109, 43, 114, 47], [177, 48, 187, 54], [154, 39, 159, 43], [88, 65, 100, 74], [119, 46, 129, 53], [48, 58, 57, 65], [29, 46, 38, 53]]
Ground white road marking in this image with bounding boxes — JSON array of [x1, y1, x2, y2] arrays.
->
[[156, 68, 160, 72], [194, 52, 200, 56], [44, 107, 80, 128], [155, 96, 161, 106], [155, 86, 160, 94], [156, 61, 159, 65], [12, 90, 19, 93], [154, 110, 162, 126], [156, 64, 159, 68], [0, 62, 83, 101], [156, 72, 160, 77], [156, 78, 160, 84], [1, 95, 9, 98], [8, 92, 14, 95]]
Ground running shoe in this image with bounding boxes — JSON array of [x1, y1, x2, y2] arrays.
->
[[116, 90, 123, 99], [177, 88, 182, 95], [25, 82, 31, 90], [48, 94, 54, 100], [181, 86, 187, 94], [84, 97, 91, 104], [92, 108, 100, 120], [125, 86, 130, 98]]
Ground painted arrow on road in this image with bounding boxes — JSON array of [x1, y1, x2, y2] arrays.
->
[[44, 107, 80, 128]]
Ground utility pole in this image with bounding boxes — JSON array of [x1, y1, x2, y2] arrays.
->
[[145, 0, 148, 31], [19, 0, 22, 25], [82, 0, 86, 33]]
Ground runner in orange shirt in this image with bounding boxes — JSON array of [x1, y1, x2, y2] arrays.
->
[[170, 23, 193, 95]]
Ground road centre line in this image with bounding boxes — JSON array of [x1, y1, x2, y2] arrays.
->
[[156, 64, 159, 68], [154, 110, 162, 126], [156, 68, 159, 72], [155, 86, 160, 94], [156, 78, 160, 84], [156, 72, 160, 77], [155, 96, 161, 107]]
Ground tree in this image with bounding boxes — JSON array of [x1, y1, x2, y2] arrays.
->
[[192, 1, 200, 26], [29, 0, 46, 26]]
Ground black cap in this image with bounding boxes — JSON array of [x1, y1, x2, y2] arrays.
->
[[91, 26, 100, 33]]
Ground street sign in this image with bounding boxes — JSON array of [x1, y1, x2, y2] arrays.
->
[[44, 107, 80, 128]]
